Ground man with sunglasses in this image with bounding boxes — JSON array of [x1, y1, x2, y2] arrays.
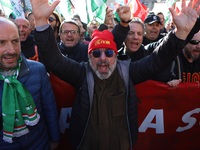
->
[[31, 0, 200, 149], [167, 31, 200, 86], [180, 32, 200, 81]]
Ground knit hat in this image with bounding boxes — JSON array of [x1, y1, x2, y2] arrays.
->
[[88, 30, 117, 54]]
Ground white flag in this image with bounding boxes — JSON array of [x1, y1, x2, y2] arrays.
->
[[0, 0, 13, 17], [9, 0, 25, 18], [164, 0, 177, 25]]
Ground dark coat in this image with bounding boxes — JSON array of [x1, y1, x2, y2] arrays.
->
[[59, 42, 88, 63], [21, 34, 37, 59], [142, 33, 166, 46], [34, 25, 187, 149]]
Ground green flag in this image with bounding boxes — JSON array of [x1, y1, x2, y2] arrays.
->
[[89, 0, 107, 23]]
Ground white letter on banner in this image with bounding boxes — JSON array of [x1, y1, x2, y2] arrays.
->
[[59, 107, 72, 133], [176, 108, 200, 132], [139, 109, 164, 134]]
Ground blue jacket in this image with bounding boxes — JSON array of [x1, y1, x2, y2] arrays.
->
[[0, 56, 60, 150]]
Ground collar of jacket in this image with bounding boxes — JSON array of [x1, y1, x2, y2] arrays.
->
[[59, 42, 81, 54], [18, 54, 30, 78]]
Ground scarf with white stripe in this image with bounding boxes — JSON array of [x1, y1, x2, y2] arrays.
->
[[0, 57, 40, 143]]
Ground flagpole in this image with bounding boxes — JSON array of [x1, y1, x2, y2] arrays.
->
[[21, 0, 25, 13], [85, 0, 90, 23], [126, 0, 132, 5]]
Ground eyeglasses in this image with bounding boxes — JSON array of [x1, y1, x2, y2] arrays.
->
[[60, 30, 79, 35], [189, 40, 200, 45], [48, 17, 57, 23], [91, 49, 115, 58]]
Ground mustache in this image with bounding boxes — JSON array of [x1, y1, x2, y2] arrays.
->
[[97, 60, 109, 66], [193, 48, 200, 52]]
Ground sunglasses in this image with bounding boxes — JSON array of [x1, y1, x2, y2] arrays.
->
[[91, 49, 115, 58], [189, 40, 200, 45], [48, 17, 56, 23]]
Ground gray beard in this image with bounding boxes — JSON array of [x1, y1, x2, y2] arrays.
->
[[89, 59, 117, 80]]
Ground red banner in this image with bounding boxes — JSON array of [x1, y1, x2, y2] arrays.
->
[[134, 80, 200, 149], [50, 76, 200, 149]]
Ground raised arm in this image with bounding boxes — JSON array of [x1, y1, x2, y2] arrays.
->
[[30, 0, 60, 26], [170, 0, 200, 39], [130, 0, 200, 84]]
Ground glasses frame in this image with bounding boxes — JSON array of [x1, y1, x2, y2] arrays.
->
[[91, 49, 115, 58], [60, 30, 79, 36]]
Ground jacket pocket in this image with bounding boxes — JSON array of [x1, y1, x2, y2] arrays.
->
[[110, 93, 125, 117]]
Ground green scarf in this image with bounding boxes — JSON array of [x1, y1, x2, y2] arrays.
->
[[0, 58, 40, 143]]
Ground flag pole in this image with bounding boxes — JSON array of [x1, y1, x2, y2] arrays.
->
[[126, 0, 132, 5], [21, 0, 25, 13], [85, 0, 90, 23]]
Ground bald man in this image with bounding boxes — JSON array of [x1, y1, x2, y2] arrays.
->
[[0, 17, 60, 149], [14, 17, 39, 61]]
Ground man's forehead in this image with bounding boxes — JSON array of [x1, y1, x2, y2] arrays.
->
[[15, 19, 30, 25]]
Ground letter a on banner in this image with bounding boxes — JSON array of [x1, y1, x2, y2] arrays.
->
[[139, 109, 164, 134]]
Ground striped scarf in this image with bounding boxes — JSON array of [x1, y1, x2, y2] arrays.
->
[[0, 58, 40, 143]]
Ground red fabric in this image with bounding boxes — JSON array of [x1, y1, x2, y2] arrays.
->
[[49, 73, 75, 111], [50, 73, 75, 150], [134, 80, 200, 149], [50, 78, 200, 149], [129, 0, 148, 21], [124, 0, 128, 4]]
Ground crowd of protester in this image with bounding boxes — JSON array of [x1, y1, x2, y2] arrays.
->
[[0, 0, 200, 149]]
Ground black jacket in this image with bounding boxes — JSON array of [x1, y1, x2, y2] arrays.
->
[[34, 25, 187, 149], [21, 34, 37, 59], [59, 42, 88, 62], [118, 44, 151, 61], [142, 33, 166, 46]]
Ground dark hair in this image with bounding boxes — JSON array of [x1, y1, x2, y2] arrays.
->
[[27, 12, 34, 19], [130, 17, 145, 34], [156, 12, 164, 16], [52, 11, 62, 33], [73, 14, 81, 21]]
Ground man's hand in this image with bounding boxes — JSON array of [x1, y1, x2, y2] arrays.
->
[[169, 0, 200, 39], [30, 0, 60, 26], [116, 5, 131, 27], [167, 79, 182, 87]]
